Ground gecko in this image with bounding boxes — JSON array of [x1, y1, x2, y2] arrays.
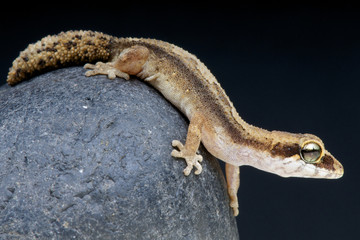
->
[[7, 30, 344, 216]]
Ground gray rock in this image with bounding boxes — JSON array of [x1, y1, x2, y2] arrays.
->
[[0, 67, 239, 240]]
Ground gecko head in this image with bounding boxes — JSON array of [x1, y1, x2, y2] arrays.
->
[[269, 132, 344, 179]]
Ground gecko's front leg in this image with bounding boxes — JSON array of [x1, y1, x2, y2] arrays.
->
[[171, 113, 205, 176], [225, 163, 240, 216]]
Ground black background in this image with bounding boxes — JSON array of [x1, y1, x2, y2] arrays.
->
[[1, 2, 359, 239]]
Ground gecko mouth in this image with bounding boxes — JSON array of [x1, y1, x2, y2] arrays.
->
[[301, 155, 344, 179], [306, 164, 343, 179], [274, 153, 343, 179]]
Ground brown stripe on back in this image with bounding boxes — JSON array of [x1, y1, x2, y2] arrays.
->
[[132, 39, 253, 142], [119, 38, 305, 158]]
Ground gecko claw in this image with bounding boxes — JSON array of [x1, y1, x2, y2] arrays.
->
[[171, 140, 203, 176]]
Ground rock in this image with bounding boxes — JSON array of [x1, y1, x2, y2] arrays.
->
[[0, 67, 239, 239]]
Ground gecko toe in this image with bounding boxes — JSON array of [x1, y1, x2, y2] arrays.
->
[[232, 207, 239, 216], [194, 162, 202, 175], [171, 149, 182, 158], [83, 61, 129, 80], [183, 165, 193, 176], [196, 154, 203, 163], [84, 63, 96, 69], [85, 70, 98, 77], [172, 140, 184, 150]]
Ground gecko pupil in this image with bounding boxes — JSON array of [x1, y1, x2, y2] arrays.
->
[[300, 142, 322, 163]]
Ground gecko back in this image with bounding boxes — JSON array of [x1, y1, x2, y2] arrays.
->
[[7, 30, 118, 85]]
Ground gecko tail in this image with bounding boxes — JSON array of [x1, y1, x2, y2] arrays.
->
[[7, 30, 118, 86]]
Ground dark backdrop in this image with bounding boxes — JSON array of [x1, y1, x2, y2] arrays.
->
[[1, 3, 358, 239]]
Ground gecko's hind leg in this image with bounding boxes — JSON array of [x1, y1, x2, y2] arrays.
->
[[84, 45, 150, 81], [84, 62, 130, 80]]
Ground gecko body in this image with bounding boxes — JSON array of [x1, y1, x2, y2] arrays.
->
[[7, 30, 344, 216]]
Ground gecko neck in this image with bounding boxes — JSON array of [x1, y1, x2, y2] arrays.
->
[[204, 113, 300, 167]]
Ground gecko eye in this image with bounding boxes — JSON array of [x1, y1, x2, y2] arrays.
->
[[300, 142, 322, 163]]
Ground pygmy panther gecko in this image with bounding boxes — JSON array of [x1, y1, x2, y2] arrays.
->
[[7, 30, 344, 216]]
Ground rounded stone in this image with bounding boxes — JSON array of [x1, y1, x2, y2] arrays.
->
[[0, 67, 239, 239]]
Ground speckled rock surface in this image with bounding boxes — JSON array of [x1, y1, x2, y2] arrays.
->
[[0, 67, 239, 240]]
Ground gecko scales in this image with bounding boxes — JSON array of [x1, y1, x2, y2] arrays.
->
[[7, 30, 344, 216]]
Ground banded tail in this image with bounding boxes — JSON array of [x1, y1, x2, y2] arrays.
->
[[7, 30, 118, 85]]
